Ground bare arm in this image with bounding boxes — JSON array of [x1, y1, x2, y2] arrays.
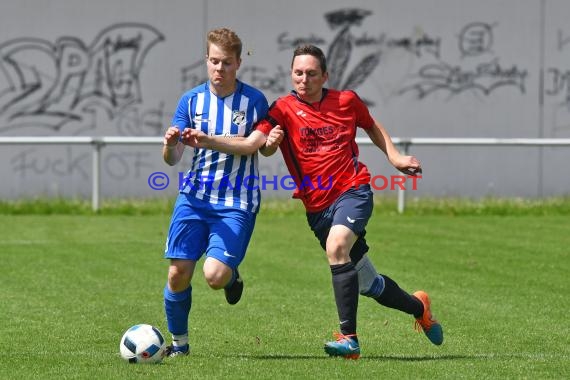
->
[[364, 118, 422, 175], [163, 126, 185, 166], [182, 128, 267, 155]]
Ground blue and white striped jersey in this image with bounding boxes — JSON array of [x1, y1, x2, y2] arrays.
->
[[171, 80, 268, 213]]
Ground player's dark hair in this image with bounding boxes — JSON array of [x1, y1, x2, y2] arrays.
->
[[207, 28, 242, 59], [292, 45, 327, 73]]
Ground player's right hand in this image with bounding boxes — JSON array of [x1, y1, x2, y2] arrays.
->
[[266, 125, 284, 149], [392, 154, 422, 176], [163, 126, 180, 146]]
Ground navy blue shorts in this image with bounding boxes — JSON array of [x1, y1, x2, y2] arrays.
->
[[164, 193, 256, 269], [306, 185, 373, 259]]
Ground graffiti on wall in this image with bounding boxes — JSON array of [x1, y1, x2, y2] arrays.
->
[[546, 29, 570, 133], [0, 23, 164, 134], [398, 22, 528, 99], [10, 146, 154, 181], [1, 7, 568, 192], [180, 9, 522, 105], [181, 8, 441, 106]]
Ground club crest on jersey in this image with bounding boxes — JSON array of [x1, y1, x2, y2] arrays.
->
[[232, 110, 246, 127]]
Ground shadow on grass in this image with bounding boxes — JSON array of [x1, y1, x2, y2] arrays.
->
[[233, 354, 469, 361]]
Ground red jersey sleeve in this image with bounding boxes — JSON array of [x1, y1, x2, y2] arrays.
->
[[254, 119, 273, 135], [254, 101, 281, 135], [347, 90, 375, 130]]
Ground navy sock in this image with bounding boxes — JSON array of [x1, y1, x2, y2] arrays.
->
[[331, 262, 359, 336], [374, 274, 423, 317], [164, 285, 192, 335]]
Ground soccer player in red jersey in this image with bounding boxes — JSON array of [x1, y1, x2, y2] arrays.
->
[[182, 44, 443, 359]]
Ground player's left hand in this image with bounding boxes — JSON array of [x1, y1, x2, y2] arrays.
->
[[393, 155, 422, 176], [181, 128, 208, 148]]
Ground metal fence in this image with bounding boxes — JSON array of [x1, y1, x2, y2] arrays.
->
[[1, 136, 570, 212]]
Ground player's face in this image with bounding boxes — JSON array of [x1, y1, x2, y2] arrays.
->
[[291, 55, 328, 103], [206, 43, 241, 95]]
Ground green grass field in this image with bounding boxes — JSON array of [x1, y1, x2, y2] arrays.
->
[[1, 201, 568, 379]]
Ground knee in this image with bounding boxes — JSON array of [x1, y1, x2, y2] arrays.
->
[[203, 259, 231, 290], [326, 236, 350, 263], [325, 226, 356, 264], [204, 271, 226, 290], [168, 264, 192, 292]]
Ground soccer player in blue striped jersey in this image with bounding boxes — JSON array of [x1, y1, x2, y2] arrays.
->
[[161, 28, 268, 358]]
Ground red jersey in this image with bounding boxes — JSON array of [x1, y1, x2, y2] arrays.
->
[[255, 89, 374, 212]]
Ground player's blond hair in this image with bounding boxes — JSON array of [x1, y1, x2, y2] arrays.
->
[[207, 28, 242, 59]]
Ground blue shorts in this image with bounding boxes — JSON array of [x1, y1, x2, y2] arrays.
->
[[164, 193, 256, 269], [306, 185, 373, 259]]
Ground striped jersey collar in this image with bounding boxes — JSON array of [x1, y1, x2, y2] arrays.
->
[[206, 80, 243, 99]]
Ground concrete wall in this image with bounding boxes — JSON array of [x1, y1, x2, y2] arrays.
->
[[1, 0, 569, 200]]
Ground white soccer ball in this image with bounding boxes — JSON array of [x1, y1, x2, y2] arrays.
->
[[119, 324, 166, 364]]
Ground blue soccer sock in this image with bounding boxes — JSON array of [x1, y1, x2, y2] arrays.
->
[[164, 285, 192, 336]]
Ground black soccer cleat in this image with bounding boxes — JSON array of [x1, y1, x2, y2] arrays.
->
[[164, 344, 190, 358], [224, 269, 244, 305]]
